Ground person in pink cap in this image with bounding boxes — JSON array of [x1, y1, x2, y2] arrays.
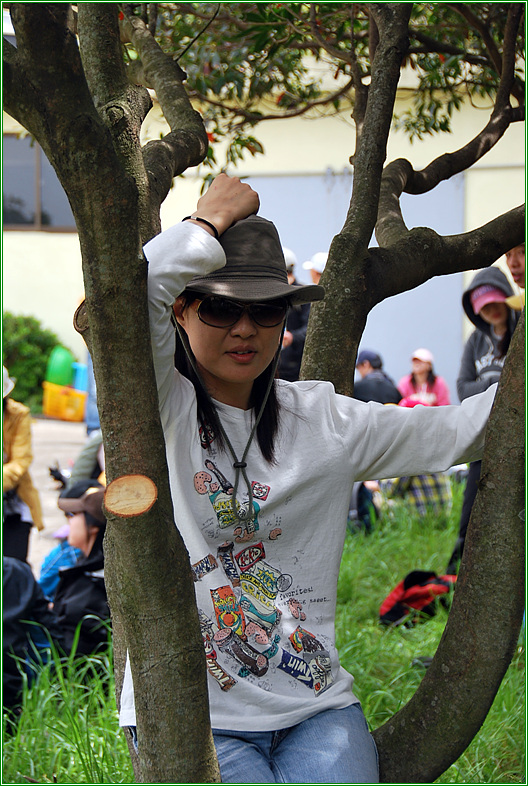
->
[[445, 265, 519, 574], [397, 348, 451, 406]]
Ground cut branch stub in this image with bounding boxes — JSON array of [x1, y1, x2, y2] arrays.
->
[[105, 474, 158, 518]]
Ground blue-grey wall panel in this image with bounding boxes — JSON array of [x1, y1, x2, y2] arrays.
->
[[246, 172, 465, 399]]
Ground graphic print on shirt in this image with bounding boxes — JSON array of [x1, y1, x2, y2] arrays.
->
[[198, 537, 334, 697], [194, 460, 269, 542], [475, 345, 506, 377]]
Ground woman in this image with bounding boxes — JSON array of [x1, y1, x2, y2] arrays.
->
[[397, 348, 450, 406], [3, 366, 44, 561], [446, 266, 518, 573], [119, 174, 496, 783]]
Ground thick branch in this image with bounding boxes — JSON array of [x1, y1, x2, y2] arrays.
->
[[78, 4, 153, 241], [78, 3, 129, 106], [402, 103, 517, 196], [497, 3, 525, 106], [374, 4, 524, 205], [373, 201, 525, 303], [374, 312, 525, 782], [121, 6, 208, 219], [301, 4, 411, 392], [344, 4, 411, 241]]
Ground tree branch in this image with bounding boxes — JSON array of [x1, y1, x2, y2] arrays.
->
[[189, 75, 356, 126], [344, 4, 411, 241], [376, 12, 522, 208], [448, 3, 504, 75], [496, 3, 525, 106], [121, 5, 208, 219], [409, 30, 489, 66], [308, 3, 354, 66], [372, 202, 525, 304], [78, 4, 153, 240]]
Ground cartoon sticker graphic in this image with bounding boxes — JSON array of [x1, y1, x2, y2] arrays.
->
[[192, 553, 218, 582], [217, 541, 240, 587], [198, 609, 237, 691], [234, 543, 291, 634], [283, 625, 334, 696], [213, 628, 269, 678], [194, 460, 260, 540], [210, 585, 246, 637]]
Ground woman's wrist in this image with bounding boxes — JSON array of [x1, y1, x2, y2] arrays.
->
[[182, 216, 220, 239]]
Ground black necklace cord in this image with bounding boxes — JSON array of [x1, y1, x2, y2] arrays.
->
[[175, 321, 285, 525]]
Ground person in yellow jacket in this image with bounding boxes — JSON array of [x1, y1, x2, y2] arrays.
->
[[3, 367, 44, 562]]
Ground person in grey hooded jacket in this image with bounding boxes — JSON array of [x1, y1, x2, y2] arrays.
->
[[446, 265, 519, 574], [456, 266, 519, 401]]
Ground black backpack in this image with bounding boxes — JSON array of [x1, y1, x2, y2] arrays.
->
[[54, 551, 110, 655]]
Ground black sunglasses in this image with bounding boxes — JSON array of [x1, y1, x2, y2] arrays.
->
[[195, 296, 288, 328]]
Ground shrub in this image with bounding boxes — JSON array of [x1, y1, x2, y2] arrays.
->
[[2, 312, 74, 412]]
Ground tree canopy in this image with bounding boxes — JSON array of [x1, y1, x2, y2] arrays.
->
[[148, 2, 525, 172]]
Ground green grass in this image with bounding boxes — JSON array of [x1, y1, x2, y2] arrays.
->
[[2, 481, 525, 783], [2, 647, 133, 784], [336, 482, 526, 784]]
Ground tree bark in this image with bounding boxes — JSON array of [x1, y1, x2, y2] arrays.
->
[[4, 4, 220, 782]]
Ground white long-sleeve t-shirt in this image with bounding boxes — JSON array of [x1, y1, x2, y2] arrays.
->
[[119, 222, 496, 732]]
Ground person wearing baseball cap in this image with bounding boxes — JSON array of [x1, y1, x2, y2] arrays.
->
[[445, 264, 520, 576], [53, 480, 110, 655], [397, 348, 451, 407], [354, 350, 401, 405], [302, 251, 328, 285]]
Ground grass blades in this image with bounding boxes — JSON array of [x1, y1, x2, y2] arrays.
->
[[336, 482, 526, 784], [2, 648, 133, 784]]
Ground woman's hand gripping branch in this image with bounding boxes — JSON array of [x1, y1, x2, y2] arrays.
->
[[186, 174, 260, 238]]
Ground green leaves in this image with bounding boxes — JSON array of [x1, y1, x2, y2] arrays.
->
[[151, 3, 523, 169], [2, 312, 74, 411]]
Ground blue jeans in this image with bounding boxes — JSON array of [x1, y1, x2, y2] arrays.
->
[[213, 703, 379, 783]]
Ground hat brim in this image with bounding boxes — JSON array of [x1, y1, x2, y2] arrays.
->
[[58, 486, 106, 525], [186, 277, 325, 306]]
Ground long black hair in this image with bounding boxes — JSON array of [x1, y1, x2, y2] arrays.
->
[[174, 292, 282, 464], [410, 368, 437, 390]]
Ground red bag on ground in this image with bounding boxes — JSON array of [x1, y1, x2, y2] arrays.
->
[[379, 570, 457, 626]]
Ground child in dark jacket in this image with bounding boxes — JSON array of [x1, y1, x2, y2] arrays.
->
[[53, 480, 110, 656]]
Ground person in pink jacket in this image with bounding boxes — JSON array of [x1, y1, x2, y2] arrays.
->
[[397, 348, 451, 406]]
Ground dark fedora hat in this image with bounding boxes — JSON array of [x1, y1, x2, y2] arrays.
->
[[185, 215, 325, 306]]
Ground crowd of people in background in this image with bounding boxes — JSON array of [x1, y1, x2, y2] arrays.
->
[[2, 233, 523, 739]]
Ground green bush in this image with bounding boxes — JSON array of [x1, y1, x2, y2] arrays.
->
[[2, 312, 74, 412]]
